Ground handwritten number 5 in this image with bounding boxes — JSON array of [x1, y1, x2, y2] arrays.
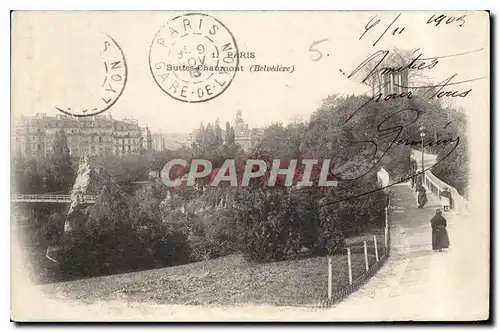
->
[[309, 39, 329, 61]]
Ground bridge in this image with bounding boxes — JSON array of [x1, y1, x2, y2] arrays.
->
[[11, 194, 97, 204]]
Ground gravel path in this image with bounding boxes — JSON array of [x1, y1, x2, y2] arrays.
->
[[324, 183, 489, 321]]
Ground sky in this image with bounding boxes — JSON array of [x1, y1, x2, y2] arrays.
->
[[11, 11, 489, 133]]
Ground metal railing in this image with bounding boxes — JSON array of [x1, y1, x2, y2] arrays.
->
[[410, 149, 468, 214], [422, 171, 468, 215]]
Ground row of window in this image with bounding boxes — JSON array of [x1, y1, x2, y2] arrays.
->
[[18, 121, 138, 129], [16, 136, 142, 145], [14, 145, 140, 156]]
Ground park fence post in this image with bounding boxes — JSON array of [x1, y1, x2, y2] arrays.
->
[[363, 240, 369, 271], [384, 227, 389, 251], [384, 207, 388, 229], [374, 235, 379, 262], [384, 207, 389, 250], [347, 247, 353, 285], [327, 256, 333, 299]]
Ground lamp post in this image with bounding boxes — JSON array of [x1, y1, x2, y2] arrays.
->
[[419, 126, 426, 176]]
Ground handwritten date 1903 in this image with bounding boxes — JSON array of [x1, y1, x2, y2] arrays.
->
[[427, 14, 466, 27]]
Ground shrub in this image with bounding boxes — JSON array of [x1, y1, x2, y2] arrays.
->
[[183, 203, 240, 262], [233, 188, 304, 262]]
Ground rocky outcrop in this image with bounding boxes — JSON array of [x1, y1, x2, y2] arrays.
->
[[64, 155, 93, 233]]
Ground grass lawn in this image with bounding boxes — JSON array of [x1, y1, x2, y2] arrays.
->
[[40, 252, 375, 307]]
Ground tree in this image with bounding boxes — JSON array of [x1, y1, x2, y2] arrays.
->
[[38, 212, 66, 246], [205, 123, 216, 149], [12, 155, 28, 192], [63, 176, 135, 275], [229, 127, 236, 146], [256, 122, 306, 159], [214, 120, 223, 147], [50, 129, 75, 193], [432, 135, 469, 197], [87, 177, 131, 237], [23, 158, 44, 193], [194, 123, 205, 147], [130, 185, 162, 245], [225, 122, 235, 147]]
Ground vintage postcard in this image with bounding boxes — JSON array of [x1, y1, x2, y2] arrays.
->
[[10, 11, 490, 322]]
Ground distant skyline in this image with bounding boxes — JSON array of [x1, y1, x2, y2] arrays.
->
[[12, 109, 277, 135], [11, 12, 488, 134]]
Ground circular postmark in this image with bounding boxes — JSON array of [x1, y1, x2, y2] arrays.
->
[[54, 33, 127, 117], [149, 13, 239, 103]]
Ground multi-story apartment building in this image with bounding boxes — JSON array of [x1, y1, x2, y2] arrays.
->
[[151, 131, 190, 151], [151, 132, 167, 151], [12, 113, 153, 158]]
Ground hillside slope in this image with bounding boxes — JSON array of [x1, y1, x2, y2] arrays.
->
[[40, 253, 369, 307]]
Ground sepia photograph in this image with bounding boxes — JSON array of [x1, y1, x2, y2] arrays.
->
[[9, 10, 490, 322]]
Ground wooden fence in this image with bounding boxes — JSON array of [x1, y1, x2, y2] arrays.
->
[[313, 199, 391, 310]]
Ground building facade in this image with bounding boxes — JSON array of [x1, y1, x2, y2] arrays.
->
[[233, 110, 253, 152], [151, 132, 190, 151], [152, 132, 167, 151], [12, 113, 153, 158]]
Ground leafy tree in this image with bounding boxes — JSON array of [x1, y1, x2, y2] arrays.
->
[[205, 123, 215, 148], [194, 123, 205, 147], [129, 185, 162, 246], [12, 155, 28, 192], [38, 212, 66, 246], [61, 176, 136, 277], [23, 158, 44, 193], [432, 135, 469, 197], [229, 127, 236, 146], [224, 122, 233, 146], [255, 122, 306, 159], [87, 177, 131, 237], [214, 120, 223, 147], [50, 129, 75, 193]]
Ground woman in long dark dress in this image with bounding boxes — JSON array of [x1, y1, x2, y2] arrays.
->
[[416, 185, 428, 208], [430, 209, 450, 251], [415, 173, 422, 191]]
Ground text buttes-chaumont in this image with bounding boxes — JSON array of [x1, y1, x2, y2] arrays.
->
[[163, 64, 293, 73]]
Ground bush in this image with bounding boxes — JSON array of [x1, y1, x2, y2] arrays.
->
[[233, 188, 309, 262], [150, 228, 191, 267], [432, 136, 468, 197], [314, 230, 346, 256], [183, 203, 240, 262], [187, 234, 235, 262]]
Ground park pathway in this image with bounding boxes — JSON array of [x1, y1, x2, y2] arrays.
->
[[324, 182, 489, 321]]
